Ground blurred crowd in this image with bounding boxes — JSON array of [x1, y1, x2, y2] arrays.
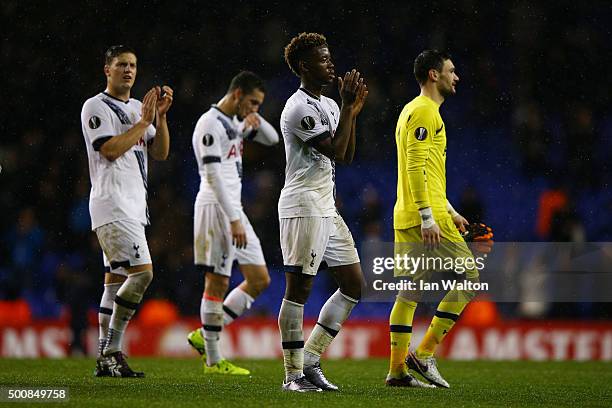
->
[[1, 1, 610, 325]]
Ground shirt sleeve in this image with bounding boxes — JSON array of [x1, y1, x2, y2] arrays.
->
[[405, 105, 436, 209], [146, 123, 156, 142], [81, 99, 115, 150], [193, 119, 223, 165], [193, 120, 239, 221], [242, 114, 279, 146], [286, 102, 330, 144]]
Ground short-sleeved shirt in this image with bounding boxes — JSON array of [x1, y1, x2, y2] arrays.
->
[[192, 106, 245, 211], [394, 95, 449, 230], [278, 88, 340, 218], [81, 92, 156, 230]]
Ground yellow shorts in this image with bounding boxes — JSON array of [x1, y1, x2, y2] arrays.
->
[[394, 217, 479, 279]]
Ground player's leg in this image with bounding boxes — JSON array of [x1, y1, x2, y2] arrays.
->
[[279, 217, 327, 392], [386, 290, 432, 387], [196, 272, 250, 375], [228, 214, 270, 325], [104, 263, 153, 376], [387, 293, 417, 378], [191, 204, 248, 375], [408, 218, 479, 388], [99, 271, 124, 355], [94, 261, 125, 377], [226, 264, 270, 323], [202, 272, 229, 368], [302, 216, 361, 391], [280, 271, 318, 391], [96, 219, 153, 377], [386, 227, 433, 387]]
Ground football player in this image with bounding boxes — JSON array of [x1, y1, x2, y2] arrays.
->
[[277, 32, 368, 392], [81, 45, 173, 377], [188, 71, 278, 375]]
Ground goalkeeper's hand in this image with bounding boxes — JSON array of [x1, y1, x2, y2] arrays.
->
[[461, 223, 494, 254], [451, 213, 469, 233]]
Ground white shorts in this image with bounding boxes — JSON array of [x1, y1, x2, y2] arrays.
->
[[193, 204, 265, 277], [280, 215, 360, 276], [96, 219, 152, 277]]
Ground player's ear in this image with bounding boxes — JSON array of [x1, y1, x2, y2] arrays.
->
[[428, 69, 439, 82], [299, 60, 308, 74], [103, 64, 110, 77]]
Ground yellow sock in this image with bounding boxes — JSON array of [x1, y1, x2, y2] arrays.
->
[[416, 299, 468, 358], [388, 298, 417, 378]]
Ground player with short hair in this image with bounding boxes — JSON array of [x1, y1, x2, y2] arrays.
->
[[188, 71, 278, 375], [387, 50, 477, 388], [277, 32, 368, 392], [81, 45, 173, 377]]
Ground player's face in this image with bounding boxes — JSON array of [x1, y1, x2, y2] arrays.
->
[[105, 52, 137, 92], [437, 59, 459, 97], [237, 88, 265, 118], [303, 46, 335, 85]]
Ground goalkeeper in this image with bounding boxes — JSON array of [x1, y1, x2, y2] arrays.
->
[[386, 50, 492, 388]]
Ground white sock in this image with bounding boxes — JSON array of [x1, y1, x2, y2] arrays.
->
[[304, 290, 358, 367], [203, 297, 224, 365], [223, 287, 254, 325], [98, 282, 121, 357], [278, 298, 305, 382], [104, 270, 152, 355]]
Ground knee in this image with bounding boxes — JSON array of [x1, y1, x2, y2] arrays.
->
[[205, 274, 229, 298], [285, 283, 311, 304], [341, 284, 361, 301], [141, 270, 154, 285], [129, 269, 153, 291], [464, 289, 477, 302], [397, 289, 421, 303], [285, 289, 309, 305], [338, 278, 362, 301], [249, 272, 271, 294]]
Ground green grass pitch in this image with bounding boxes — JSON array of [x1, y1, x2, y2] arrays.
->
[[0, 358, 611, 407]]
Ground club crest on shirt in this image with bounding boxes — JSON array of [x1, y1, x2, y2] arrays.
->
[[301, 116, 316, 130], [415, 127, 428, 141], [89, 116, 101, 129], [202, 133, 214, 146]]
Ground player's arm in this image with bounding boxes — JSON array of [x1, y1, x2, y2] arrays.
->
[[405, 106, 439, 248], [195, 125, 246, 248], [344, 80, 368, 164], [149, 86, 174, 161], [309, 70, 361, 164], [242, 113, 279, 146], [344, 115, 357, 164], [90, 88, 157, 161]]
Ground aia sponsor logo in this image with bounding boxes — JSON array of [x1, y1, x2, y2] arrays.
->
[[227, 140, 243, 159]]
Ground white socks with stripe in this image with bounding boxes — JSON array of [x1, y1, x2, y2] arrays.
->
[[198, 288, 254, 365], [104, 270, 153, 355], [304, 290, 358, 367], [199, 287, 254, 331], [98, 282, 121, 357], [202, 297, 224, 366], [222, 287, 254, 325], [278, 299, 305, 382]]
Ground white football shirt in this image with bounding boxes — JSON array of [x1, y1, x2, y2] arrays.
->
[[192, 106, 245, 211], [278, 88, 340, 218], [81, 92, 156, 230]]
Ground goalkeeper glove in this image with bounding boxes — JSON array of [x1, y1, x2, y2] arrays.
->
[[461, 223, 494, 254]]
